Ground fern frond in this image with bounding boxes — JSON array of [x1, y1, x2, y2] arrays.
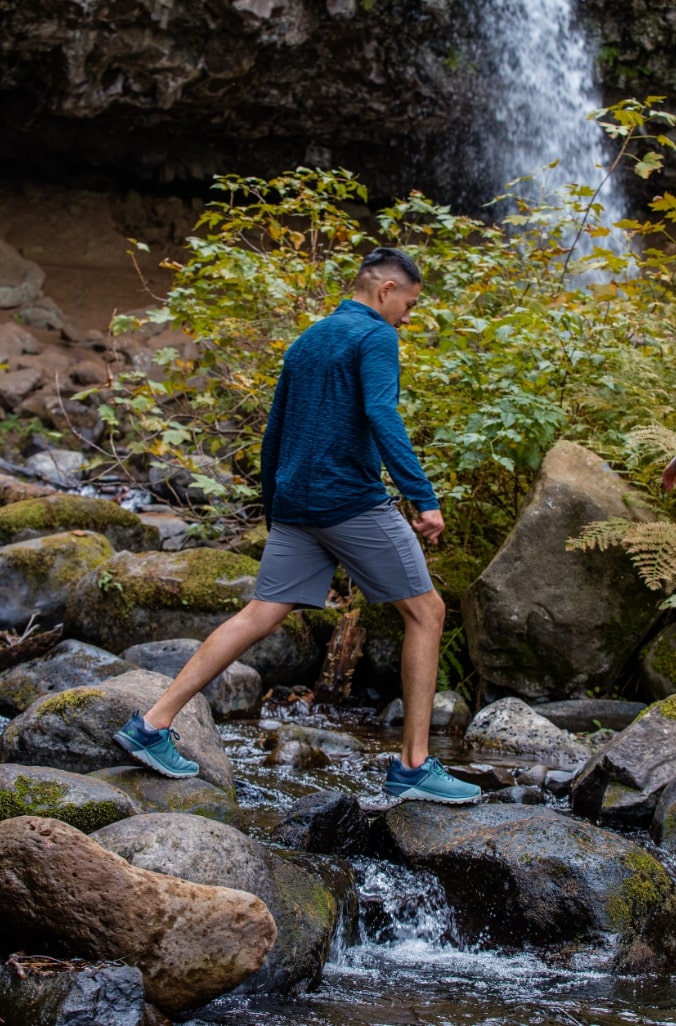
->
[[622, 522, 676, 591], [568, 518, 676, 593], [625, 425, 676, 469], [566, 517, 633, 553]]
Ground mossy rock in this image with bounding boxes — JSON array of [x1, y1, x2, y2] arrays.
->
[[0, 530, 115, 632], [0, 764, 141, 833], [64, 547, 260, 652], [640, 625, 676, 701], [0, 494, 159, 551]]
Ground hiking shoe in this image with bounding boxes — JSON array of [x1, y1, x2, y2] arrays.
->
[[383, 756, 481, 804], [114, 711, 199, 779]]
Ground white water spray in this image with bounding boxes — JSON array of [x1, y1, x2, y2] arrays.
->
[[485, 0, 626, 223]]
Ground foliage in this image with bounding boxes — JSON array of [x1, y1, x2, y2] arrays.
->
[[79, 99, 676, 570], [567, 426, 676, 607]]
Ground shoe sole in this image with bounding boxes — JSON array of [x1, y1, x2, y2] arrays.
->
[[383, 785, 480, 805], [114, 730, 199, 779]]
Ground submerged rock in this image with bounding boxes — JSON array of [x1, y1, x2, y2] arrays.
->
[[464, 696, 590, 769]]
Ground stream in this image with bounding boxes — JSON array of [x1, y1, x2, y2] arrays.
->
[[175, 706, 676, 1026]]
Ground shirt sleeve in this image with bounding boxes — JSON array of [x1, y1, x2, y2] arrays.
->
[[359, 325, 439, 511], [260, 366, 289, 528]]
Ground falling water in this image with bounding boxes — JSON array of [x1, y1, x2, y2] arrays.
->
[[474, 0, 627, 222]]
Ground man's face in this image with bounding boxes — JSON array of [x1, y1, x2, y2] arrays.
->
[[379, 279, 421, 329]]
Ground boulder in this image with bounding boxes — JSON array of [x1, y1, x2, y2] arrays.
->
[[90, 766, 238, 823], [0, 472, 55, 505], [0, 530, 115, 631], [651, 778, 676, 853], [464, 697, 590, 770], [571, 694, 676, 827], [0, 763, 141, 831], [0, 669, 234, 790], [534, 698, 646, 733], [0, 493, 159, 551], [0, 958, 146, 1026], [23, 450, 85, 488], [369, 802, 676, 970], [639, 623, 676, 701], [121, 638, 263, 718], [462, 441, 663, 701], [271, 790, 370, 858], [0, 638, 135, 717], [0, 239, 44, 308], [92, 812, 351, 995], [0, 816, 277, 1015]]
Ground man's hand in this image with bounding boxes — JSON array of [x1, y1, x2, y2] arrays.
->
[[664, 456, 676, 493], [412, 508, 445, 545]]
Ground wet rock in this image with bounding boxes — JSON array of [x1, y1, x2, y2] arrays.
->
[[430, 690, 472, 731], [534, 698, 646, 733], [92, 812, 347, 995], [639, 623, 676, 701], [462, 441, 663, 701], [0, 530, 114, 631], [0, 638, 135, 717], [0, 239, 44, 308], [0, 957, 146, 1026], [0, 493, 159, 551], [272, 790, 370, 857], [464, 697, 590, 770], [651, 779, 676, 853], [0, 669, 234, 790], [122, 638, 263, 719], [267, 722, 365, 759], [264, 739, 330, 770], [23, 449, 85, 488], [487, 784, 545, 805], [0, 816, 277, 1015], [369, 802, 676, 969], [90, 766, 238, 823], [0, 763, 141, 831], [571, 694, 676, 828]]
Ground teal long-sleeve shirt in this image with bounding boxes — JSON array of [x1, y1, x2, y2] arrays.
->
[[260, 299, 439, 528]]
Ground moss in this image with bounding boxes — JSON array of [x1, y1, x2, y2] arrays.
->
[[0, 776, 123, 833], [606, 849, 673, 930], [90, 548, 260, 618], [3, 531, 114, 590], [647, 632, 676, 685], [0, 494, 142, 544], [35, 687, 104, 720], [657, 694, 676, 721]]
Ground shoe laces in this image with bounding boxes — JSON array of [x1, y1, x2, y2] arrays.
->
[[426, 757, 447, 777]]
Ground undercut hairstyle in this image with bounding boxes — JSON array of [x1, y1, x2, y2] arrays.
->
[[355, 247, 422, 287]]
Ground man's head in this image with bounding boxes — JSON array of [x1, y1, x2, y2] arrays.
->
[[353, 247, 422, 328]]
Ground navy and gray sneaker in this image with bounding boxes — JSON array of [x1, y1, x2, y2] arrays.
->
[[114, 711, 199, 779], [384, 756, 481, 804]]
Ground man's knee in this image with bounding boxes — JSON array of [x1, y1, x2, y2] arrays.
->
[[395, 589, 445, 631]]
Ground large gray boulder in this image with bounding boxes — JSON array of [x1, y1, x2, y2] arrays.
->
[[93, 812, 353, 995], [0, 816, 277, 1015], [370, 802, 676, 971], [571, 694, 676, 827], [0, 668, 234, 790], [462, 441, 663, 701]]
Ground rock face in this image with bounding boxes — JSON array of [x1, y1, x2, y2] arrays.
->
[[462, 442, 663, 701], [0, 0, 672, 206], [0, 816, 277, 1015]]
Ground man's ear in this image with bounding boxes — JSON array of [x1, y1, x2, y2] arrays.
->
[[378, 278, 397, 300]]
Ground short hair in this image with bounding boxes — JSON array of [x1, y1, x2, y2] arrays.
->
[[356, 247, 422, 286]]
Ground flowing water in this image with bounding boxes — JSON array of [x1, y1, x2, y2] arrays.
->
[[457, 0, 627, 224], [175, 709, 676, 1026]]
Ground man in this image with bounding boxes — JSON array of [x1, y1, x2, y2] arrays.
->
[[114, 247, 481, 804]]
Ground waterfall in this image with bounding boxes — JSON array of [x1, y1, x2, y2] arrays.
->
[[474, 0, 626, 223]]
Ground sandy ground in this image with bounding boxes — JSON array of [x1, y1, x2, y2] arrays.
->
[[0, 180, 180, 337]]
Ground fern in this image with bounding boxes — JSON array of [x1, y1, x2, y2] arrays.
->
[[624, 425, 676, 470], [567, 518, 676, 596]]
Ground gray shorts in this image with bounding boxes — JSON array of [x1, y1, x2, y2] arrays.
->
[[253, 499, 433, 607]]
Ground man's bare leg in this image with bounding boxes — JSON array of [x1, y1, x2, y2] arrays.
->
[[392, 588, 445, 769], [144, 599, 294, 728]]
